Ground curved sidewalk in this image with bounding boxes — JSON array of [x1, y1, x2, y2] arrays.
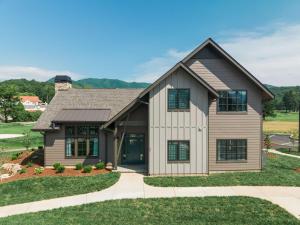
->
[[0, 173, 299, 219]]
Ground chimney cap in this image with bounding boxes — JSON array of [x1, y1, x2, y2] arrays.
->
[[54, 75, 72, 83]]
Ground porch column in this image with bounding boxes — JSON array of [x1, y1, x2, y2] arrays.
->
[[113, 125, 118, 169]]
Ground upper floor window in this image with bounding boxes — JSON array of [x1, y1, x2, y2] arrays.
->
[[168, 89, 190, 110], [218, 90, 247, 112]]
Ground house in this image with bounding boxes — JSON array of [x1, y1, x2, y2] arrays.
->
[[33, 38, 274, 175], [20, 96, 47, 112]]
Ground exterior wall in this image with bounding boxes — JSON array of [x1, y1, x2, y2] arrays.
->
[[44, 125, 105, 166], [186, 49, 263, 171], [149, 67, 209, 175], [115, 104, 148, 165]]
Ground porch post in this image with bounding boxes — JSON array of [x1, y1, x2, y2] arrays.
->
[[113, 125, 118, 169]]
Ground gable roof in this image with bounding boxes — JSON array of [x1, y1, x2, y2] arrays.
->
[[33, 88, 143, 131], [103, 62, 218, 128], [182, 38, 274, 99]]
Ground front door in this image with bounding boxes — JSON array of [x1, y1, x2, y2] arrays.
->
[[122, 133, 145, 164]]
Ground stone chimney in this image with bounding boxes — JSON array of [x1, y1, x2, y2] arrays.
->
[[54, 75, 72, 93]]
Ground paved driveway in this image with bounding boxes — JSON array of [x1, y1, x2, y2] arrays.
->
[[0, 173, 299, 219]]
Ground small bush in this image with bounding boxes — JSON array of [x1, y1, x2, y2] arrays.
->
[[56, 165, 65, 173], [19, 168, 26, 174], [34, 167, 44, 175], [83, 165, 93, 173], [11, 152, 22, 160], [75, 163, 83, 170], [26, 162, 33, 168], [95, 162, 105, 170], [53, 162, 61, 170]]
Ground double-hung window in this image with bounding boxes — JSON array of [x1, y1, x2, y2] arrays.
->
[[168, 89, 190, 110], [217, 139, 247, 161], [168, 141, 190, 162], [218, 90, 247, 112]]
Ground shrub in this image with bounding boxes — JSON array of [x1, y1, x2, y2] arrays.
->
[[11, 152, 21, 160], [26, 162, 33, 167], [75, 163, 83, 170], [34, 167, 44, 175], [53, 162, 61, 170], [95, 162, 105, 170], [83, 165, 92, 173], [56, 165, 65, 173], [19, 168, 26, 174]]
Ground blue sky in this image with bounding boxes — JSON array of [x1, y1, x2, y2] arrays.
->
[[0, 0, 300, 85]]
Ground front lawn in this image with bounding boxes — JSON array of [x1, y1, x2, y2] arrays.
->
[[0, 197, 299, 225], [0, 172, 120, 206], [144, 155, 300, 187]]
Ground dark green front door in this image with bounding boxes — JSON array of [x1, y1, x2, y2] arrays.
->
[[122, 134, 145, 164]]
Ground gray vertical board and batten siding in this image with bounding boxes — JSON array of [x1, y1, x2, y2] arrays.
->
[[186, 47, 263, 171], [149, 67, 209, 175], [44, 125, 106, 166]]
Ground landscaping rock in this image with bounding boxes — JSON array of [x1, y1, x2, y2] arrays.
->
[[1, 163, 22, 175]]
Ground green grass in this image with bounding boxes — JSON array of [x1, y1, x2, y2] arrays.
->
[[0, 197, 298, 225], [265, 111, 299, 122], [0, 122, 43, 150], [0, 172, 120, 206], [277, 148, 300, 156], [144, 155, 300, 187]]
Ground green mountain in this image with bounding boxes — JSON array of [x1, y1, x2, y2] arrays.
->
[[47, 78, 150, 89]]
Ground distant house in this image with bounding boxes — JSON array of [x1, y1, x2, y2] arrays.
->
[[33, 38, 274, 175], [20, 96, 47, 112]]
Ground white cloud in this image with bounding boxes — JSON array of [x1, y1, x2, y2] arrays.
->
[[221, 23, 300, 86], [132, 49, 190, 83], [133, 23, 300, 86], [0, 66, 82, 81]]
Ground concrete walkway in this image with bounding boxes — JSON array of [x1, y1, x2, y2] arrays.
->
[[269, 149, 300, 159], [0, 173, 299, 219], [0, 134, 24, 139]]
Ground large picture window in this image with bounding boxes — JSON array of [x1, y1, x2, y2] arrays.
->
[[218, 90, 247, 112], [65, 125, 99, 158], [217, 139, 247, 161], [168, 141, 190, 162], [168, 89, 190, 110]]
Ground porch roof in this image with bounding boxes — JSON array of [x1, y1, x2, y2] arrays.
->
[[52, 109, 111, 123]]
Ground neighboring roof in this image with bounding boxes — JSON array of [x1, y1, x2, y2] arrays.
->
[[20, 96, 41, 103], [182, 38, 274, 99], [52, 109, 111, 123], [33, 88, 143, 130], [103, 62, 219, 128]]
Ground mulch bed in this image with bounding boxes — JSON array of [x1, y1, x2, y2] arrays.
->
[[295, 168, 300, 173], [1, 150, 109, 184]]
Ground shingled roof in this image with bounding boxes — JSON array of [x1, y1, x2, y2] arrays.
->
[[33, 88, 144, 130]]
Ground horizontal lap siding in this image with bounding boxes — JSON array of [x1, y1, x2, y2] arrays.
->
[[45, 126, 105, 166], [149, 68, 208, 175], [187, 57, 262, 172]]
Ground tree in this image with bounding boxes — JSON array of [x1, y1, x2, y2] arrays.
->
[[0, 85, 20, 123], [282, 91, 297, 112], [22, 131, 32, 150], [264, 134, 272, 152], [262, 100, 276, 120]]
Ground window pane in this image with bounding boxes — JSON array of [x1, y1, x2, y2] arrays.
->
[[78, 138, 87, 156], [178, 89, 190, 109], [217, 139, 247, 161], [89, 126, 98, 136], [218, 90, 247, 112], [66, 126, 75, 136], [168, 89, 178, 109], [168, 141, 178, 161], [179, 141, 189, 160], [89, 137, 99, 157], [78, 126, 88, 136], [65, 138, 75, 157]]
